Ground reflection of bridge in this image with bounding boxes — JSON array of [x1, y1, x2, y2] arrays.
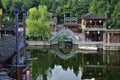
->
[[51, 45, 78, 60]]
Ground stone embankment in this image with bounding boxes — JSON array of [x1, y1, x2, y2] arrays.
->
[[27, 40, 50, 46]]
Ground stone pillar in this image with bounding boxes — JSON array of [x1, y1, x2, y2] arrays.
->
[[107, 33, 110, 43], [103, 31, 106, 43], [64, 13, 65, 23]]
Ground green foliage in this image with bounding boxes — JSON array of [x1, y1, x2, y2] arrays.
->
[[2, 14, 15, 24], [89, 0, 120, 28], [58, 35, 72, 42], [26, 5, 52, 39], [1, 0, 120, 28], [1, 0, 33, 24]]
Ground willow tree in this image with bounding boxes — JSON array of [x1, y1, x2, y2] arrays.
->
[[26, 5, 52, 40]]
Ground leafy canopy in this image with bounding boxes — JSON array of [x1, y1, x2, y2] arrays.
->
[[26, 5, 51, 39]]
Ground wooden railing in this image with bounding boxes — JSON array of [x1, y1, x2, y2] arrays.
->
[[86, 25, 104, 28]]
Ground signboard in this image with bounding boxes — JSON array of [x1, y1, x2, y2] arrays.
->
[[0, 9, 2, 15]]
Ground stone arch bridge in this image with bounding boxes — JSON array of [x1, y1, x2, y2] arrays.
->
[[50, 28, 85, 45]]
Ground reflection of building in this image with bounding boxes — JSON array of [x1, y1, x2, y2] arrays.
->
[[82, 53, 106, 79], [63, 13, 82, 33], [106, 51, 120, 66], [81, 13, 107, 42], [82, 67, 107, 80], [82, 51, 120, 80]]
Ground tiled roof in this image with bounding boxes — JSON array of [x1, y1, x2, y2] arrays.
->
[[0, 36, 16, 63], [0, 36, 24, 63], [81, 13, 107, 19]]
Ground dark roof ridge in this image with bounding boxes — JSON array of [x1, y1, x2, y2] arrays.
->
[[81, 13, 107, 19]]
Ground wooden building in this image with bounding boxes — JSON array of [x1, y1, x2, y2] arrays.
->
[[103, 29, 120, 50], [63, 13, 82, 33], [0, 35, 25, 64], [0, 36, 16, 64], [48, 13, 57, 34], [106, 29, 120, 43], [0, 25, 15, 38], [0, 35, 25, 79], [0, 24, 24, 42], [81, 13, 107, 42]]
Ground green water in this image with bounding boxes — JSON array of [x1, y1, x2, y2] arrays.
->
[[30, 45, 120, 80]]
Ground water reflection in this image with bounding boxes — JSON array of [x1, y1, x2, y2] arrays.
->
[[47, 65, 82, 80], [50, 45, 78, 60], [31, 46, 120, 80]]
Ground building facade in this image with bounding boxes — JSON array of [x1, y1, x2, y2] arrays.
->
[[106, 29, 120, 43], [63, 13, 82, 33], [81, 13, 107, 43]]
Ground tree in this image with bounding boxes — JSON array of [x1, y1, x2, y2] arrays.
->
[[1, 0, 33, 24], [89, 0, 120, 28], [26, 5, 52, 40]]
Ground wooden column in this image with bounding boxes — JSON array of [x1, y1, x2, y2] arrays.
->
[[0, 19, 1, 38], [0, 16, 1, 30], [0, 9, 2, 38], [103, 31, 106, 43], [0, 9, 2, 30], [107, 33, 110, 43]]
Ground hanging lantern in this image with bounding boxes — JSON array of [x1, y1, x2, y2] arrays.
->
[[99, 20, 102, 23], [90, 20, 92, 23], [86, 31, 89, 34], [0, 9, 2, 15], [82, 19, 85, 25], [98, 31, 100, 34]]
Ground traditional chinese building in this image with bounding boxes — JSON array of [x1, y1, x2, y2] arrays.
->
[[63, 13, 82, 33], [103, 29, 120, 50], [49, 13, 57, 34], [106, 29, 120, 43], [0, 23, 24, 42], [0, 25, 15, 37], [81, 13, 107, 43]]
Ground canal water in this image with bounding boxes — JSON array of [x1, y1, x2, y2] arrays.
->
[[29, 45, 120, 80]]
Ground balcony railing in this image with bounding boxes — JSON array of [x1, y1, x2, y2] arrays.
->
[[86, 25, 104, 28]]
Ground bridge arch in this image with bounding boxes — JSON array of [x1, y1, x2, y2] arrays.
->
[[50, 28, 79, 45]]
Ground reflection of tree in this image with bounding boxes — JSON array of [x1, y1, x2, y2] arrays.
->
[[32, 51, 54, 79], [107, 68, 120, 80], [31, 48, 82, 79], [31, 48, 120, 80]]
